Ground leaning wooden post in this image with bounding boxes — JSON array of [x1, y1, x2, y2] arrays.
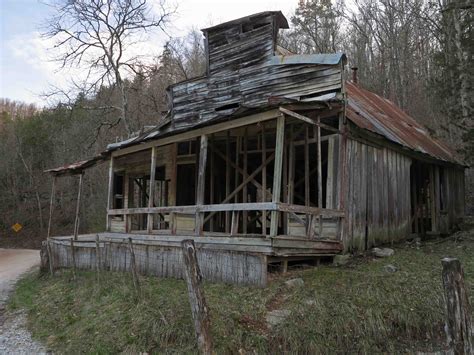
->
[[47, 175, 56, 276], [147, 147, 157, 233], [181, 239, 212, 355], [73, 172, 84, 240], [441, 257, 473, 354], [270, 114, 285, 237], [128, 238, 140, 293], [195, 135, 208, 236], [70, 238, 76, 280]]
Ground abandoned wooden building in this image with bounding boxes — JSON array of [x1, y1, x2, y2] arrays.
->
[[44, 11, 466, 286]]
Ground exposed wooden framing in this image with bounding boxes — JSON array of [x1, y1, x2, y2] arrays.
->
[[106, 157, 114, 231], [235, 135, 240, 204], [170, 143, 177, 235], [304, 127, 310, 207], [195, 135, 208, 236], [73, 172, 84, 240], [261, 123, 267, 234], [326, 137, 335, 209], [279, 107, 339, 133], [287, 124, 295, 231], [147, 147, 157, 233], [225, 132, 231, 232], [293, 133, 338, 146], [243, 128, 248, 233], [270, 115, 285, 237], [430, 166, 437, 232], [434, 166, 440, 233], [282, 128, 288, 235], [209, 135, 215, 231], [203, 152, 276, 223], [231, 211, 239, 236], [111, 109, 281, 158], [315, 118, 323, 238], [47, 176, 57, 239]]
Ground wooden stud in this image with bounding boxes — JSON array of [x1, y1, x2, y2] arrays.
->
[[225, 132, 231, 232], [195, 135, 208, 236], [270, 115, 285, 237], [181, 240, 213, 355], [147, 147, 157, 233], [315, 117, 323, 239], [243, 128, 248, 234], [261, 123, 267, 234], [209, 135, 215, 231], [73, 172, 84, 240], [106, 157, 114, 231], [47, 176, 56, 239]]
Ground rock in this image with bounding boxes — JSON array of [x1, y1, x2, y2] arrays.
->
[[384, 264, 397, 273], [372, 247, 394, 258], [265, 309, 291, 327], [333, 254, 350, 266], [284, 278, 304, 288]]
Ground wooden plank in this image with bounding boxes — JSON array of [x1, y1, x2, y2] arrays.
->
[[195, 135, 209, 235], [225, 132, 231, 232], [326, 136, 335, 209], [47, 176, 56, 239], [270, 115, 285, 237], [106, 157, 114, 231], [73, 172, 84, 240], [243, 128, 248, 234], [304, 127, 310, 207], [261, 123, 267, 234], [111, 109, 281, 157], [147, 147, 157, 233], [279, 107, 339, 133], [315, 119, 323, 238]]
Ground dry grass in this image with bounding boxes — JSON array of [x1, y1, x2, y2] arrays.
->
[[9, 227, 474, 354]]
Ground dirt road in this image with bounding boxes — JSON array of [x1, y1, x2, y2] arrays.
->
[[0, 248, 46, 353]]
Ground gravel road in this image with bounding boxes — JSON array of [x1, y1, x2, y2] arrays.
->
[[0, 249, 46, 354]]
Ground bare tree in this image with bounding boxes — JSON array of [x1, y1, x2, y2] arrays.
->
[[44, 0, 175, 135]]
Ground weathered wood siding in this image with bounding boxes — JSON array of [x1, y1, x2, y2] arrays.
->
[[344, 139, 411, 251], [48, 239, 267, 286]]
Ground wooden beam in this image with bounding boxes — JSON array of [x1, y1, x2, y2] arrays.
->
[[279, 107, 339, 133], [195, 135, 208, 235], [73, 172, 84, 240], [270, 115, 285, 237], [111, 109, 281, 158], [315, 119, 323, 238], [106, 157, 114, 231], [47, 176, 56, 239], [304, 127, 310, 207], [147, 147, 157, 233], [261, 123, 267, 234], [225, 132, 231, 233], [243, 128, 248, 234]]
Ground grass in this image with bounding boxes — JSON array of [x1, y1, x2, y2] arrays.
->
[[9, 228, 474, 354]]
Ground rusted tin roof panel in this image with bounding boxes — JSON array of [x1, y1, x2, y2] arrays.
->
[[44, 155, 105, 176], [346, 81, 461, 165]]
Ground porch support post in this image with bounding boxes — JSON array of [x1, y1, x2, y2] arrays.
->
[[315, 117, 323, 238], [195, 135, 208, 236], [147, 147, 157, 233], [270, 114, 285, 237], [73, 172, 84, 240], [106, 157, 114, 231], [47, 175, 57, 239], [261, 123, 267, 234]]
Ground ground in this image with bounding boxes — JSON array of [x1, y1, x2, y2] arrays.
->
[[6, 223, 474, 354], [0, 249, 45, 354]]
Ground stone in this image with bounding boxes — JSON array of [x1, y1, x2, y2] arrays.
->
[[265, 309, 291, 327], [333, 254, 350, 266], [384, 264, 397, 273], [372, 247, 394, 258], [284, 278, 304, 288]]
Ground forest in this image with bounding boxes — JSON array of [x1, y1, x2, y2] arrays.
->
[[0, 0, 472, 248]]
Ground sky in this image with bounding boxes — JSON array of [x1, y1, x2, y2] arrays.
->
[[0, 0, 297, 106]]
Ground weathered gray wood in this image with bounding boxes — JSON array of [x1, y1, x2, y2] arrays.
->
[[441, 258, 473, 354], [47, 176, 56, 240], [261, 123, 267, 234], [73, 172, 84, 240], [70, 238, 76, 280], [128, 238, 140, 292], [47, 239, 54, 276], [181, 240, 213, 355], [106, 157, 114, 231], [243, 129, 248, 234], [147, 147, 157, 233], [315, 119, 323, 238], [270, 115, 285, 237], [195, 135, 208, 235], [279, 107, 339, 133], [95, 234, 101, 282]]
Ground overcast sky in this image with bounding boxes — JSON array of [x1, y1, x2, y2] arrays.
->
[[0, 0, 297, 106]]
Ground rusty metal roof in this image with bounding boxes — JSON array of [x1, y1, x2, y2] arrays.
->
[[346, 81, 462, 165]]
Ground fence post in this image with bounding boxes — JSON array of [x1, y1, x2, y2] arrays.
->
[[441, 257, 473, 354], [181, 239, 212, 355], [95, 235, 101, 283], [128, 238, 140, 293], [70, 238, 76, 280]]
